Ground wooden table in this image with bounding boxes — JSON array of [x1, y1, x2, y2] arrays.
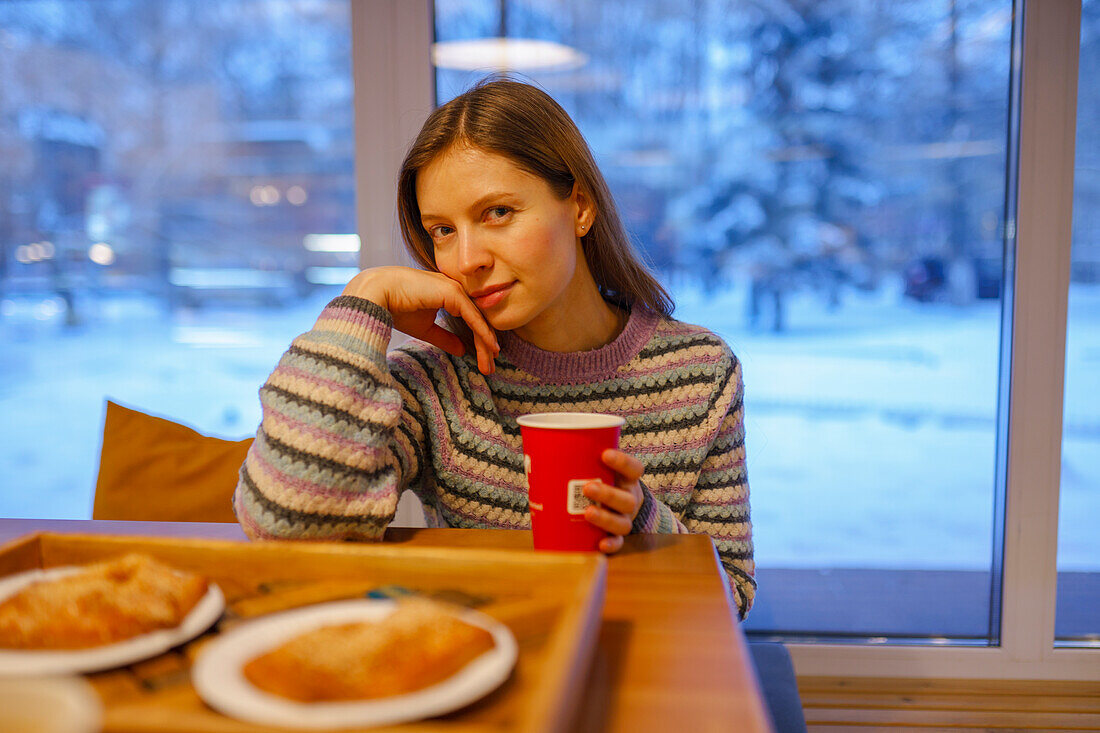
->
[[0, 519, 772, 733]]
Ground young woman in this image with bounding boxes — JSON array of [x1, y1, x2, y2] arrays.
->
[[233, 79, 755, 618]]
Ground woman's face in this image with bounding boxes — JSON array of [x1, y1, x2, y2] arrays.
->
[[416, 145, 595, 334]]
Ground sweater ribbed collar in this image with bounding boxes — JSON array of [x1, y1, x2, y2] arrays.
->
[[498, 306, 659, 383]]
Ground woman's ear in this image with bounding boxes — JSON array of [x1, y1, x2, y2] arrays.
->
[[571, 182, 596, 236]]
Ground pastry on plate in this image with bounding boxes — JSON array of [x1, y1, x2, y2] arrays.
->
[[243, 597, 496, 702], [0, 553, 209, 649]]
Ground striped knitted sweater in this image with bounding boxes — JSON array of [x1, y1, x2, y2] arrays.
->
[[234, 295, 755, 618]]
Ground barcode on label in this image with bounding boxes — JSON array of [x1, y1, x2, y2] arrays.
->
[[567, 479, 597, 515]]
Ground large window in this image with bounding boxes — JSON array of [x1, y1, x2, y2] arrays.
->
[[0, 1, 356, 517], [435, 0, 1016, 641], [1057, 0, 1100, 647], [2, 0, 1096, 670]]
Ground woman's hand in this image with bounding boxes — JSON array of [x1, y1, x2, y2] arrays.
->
[[582, 449, 645, 554], [343, 266, 500, 375]]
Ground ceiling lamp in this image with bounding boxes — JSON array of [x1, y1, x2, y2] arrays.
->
[[431, 1, 587, 72]]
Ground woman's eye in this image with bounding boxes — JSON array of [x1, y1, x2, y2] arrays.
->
[[486, 206, 512, 221], [429, 225, 453, 240]]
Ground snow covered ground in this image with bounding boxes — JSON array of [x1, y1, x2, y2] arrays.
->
[[1, 278, 1097, 571]]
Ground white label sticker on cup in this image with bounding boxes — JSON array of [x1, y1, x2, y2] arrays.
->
[[567, 479, 597, 515]]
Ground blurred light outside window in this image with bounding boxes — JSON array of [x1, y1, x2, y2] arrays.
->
[[0, 0, 356, 517], [434, 0, 1033, 641], [1057, 0, 1100, 648]]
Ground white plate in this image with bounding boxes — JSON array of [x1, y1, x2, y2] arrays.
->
[[0, 676, 102, 732], [192, 599, 518, 730], [0, 565, 225, 676]]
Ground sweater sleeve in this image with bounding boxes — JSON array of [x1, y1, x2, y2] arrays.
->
[[233, 296, 426, 541], [631, 354, 756, 619]]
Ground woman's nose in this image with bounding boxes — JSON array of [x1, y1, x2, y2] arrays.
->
[[456, 230, 493, 275]]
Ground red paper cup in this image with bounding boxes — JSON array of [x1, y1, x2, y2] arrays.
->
[[517, 412, 626, 552]]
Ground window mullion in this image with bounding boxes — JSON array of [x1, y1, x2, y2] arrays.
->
[[350, 0, 435, 270], [1001, 0, 1080, 663]]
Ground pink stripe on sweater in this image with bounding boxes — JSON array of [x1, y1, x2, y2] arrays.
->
[[423, 430, 527, 499], [393, 353, 516, 475], [487, 352, 724, 390], [712, 529, 753, 543], [433, 459, 526, 499], [271, 365, 401, 419], [656, 320, 715, 338], [442, 498, 529, 530], [250, 445, 396, 507], [263, 410, 389, 467], [236, 493, 278, 540], [626, 428, 726, 457], [616, 353, 725, 378], [693, 493, 750, 507], [497, 392, 714, 422], [320, 303, 390, 338]]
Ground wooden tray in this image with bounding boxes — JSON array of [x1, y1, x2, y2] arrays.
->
[[0, 532, 607, 733]]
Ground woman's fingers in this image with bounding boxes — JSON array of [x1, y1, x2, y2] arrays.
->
[[597, 534, 624, 555], [584, 503, 633, 537], [440, 285, 500, 375], [601, 449, 644, 484], [583, 481, 638, 517], [583, 452, 646, 553], [346, 267, 501, 375], [417, 324, 467, 358]]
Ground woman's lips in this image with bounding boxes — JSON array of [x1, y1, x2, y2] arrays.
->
[[471, 282, 514, 309]]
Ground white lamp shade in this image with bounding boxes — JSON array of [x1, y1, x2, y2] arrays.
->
[[431, 38, 587, 72]]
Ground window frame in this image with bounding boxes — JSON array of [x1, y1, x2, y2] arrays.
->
[[351, 0, 435, 270], [351, 0, 1098, 679]]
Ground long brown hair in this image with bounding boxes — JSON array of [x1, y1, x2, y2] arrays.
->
[[396, 77, 673, 336]]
